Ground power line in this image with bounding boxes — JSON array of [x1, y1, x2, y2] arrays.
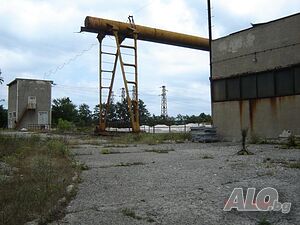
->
[[43, 42, 97, 79], [131, 0, 155, 15]]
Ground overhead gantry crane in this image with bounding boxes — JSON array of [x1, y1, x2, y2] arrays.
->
[[81, 16, 209, 133]]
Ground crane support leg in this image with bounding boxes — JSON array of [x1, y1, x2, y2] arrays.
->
[[96, 30, 140, 133], [113, 30, 140, 132], [97, 33, 118, 132]]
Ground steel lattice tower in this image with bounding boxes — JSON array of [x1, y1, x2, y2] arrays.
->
[[132, 86, 136, 100], [160, 85, 168, 117], [110, 91, 115, 104], [120, 88, 125, 102]]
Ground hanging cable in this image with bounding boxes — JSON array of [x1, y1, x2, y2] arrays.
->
[[43, 42, 98, 79]]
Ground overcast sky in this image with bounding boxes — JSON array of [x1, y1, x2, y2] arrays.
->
[[0, 0, 299, 116]]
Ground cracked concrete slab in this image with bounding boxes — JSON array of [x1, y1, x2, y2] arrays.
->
[[52, 143, 300, 225]]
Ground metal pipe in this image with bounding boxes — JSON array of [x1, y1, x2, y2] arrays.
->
[[81, 16, 209, 51]]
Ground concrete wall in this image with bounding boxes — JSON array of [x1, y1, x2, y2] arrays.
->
[[7, 79, 52, 129], [211, 13, 300, 140], [212, 14, 300, 78], [213, 96, 300, 141]]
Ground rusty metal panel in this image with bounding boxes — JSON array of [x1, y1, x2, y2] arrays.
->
[[212, 80, 226, 102], [227, 77, 240, 100], [257, 72, 275, 98], [295, 66, 300, 94], [241, 75, 257, 99], [275, 68, 294, 96]]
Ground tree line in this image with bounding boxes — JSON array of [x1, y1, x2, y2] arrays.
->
[[52, 97, 212, 128], [0, 96, 212, 128]]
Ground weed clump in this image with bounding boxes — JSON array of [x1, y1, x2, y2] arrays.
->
[[0, 134, 77, 225], [145, 148, 174, 154], [121, 208, 142, 220], [280, 135, 300, 149], [111, 133, 190, 145], [258, 218, 271, 225], [100, 148, 111, 154], [121, 208, 155, 222], [47, 139, 69, 156], [287, 162, 300, 169], [237, 128, 254, 155], [116, 162, 145, 167]]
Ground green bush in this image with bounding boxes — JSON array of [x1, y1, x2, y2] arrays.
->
[[47, 139, 69, 156], [57, 118, 75, 132]]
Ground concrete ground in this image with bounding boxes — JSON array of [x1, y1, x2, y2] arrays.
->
[[52, 142, 300, 225]]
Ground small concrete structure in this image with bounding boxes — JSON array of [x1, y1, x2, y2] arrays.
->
[[211, 13, 300, 140], [7, 78, 53, 130]]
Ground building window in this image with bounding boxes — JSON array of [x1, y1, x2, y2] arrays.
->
[[275, 68, 294, 96], [241, 75, 257, 99], [28, 96, 37, 109], [38, 111, 49, 125], [295, 66, 300, 94], [227, 77, 240, 100], [257, 72, 275, 98], [213, 80, 226, 102], [13, 111, 16, 117]]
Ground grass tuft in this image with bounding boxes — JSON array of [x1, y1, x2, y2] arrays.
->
[[100, 148, 111, 154], [287, 162, 300, 169], [116, 162, 145, 167], [121, 208, 142, 220], [258, 218, 272, 225], [111, 133, 190, 145], [145, 148, 175, 154]]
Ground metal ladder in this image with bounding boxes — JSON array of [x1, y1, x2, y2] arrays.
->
[[97, 28, 140, 133]]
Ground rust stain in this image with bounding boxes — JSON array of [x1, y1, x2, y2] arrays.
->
[[278, 95, 295, 104], [249, 99, 257, 131], [239, 100, 243, 128], [270, 97, 277, 116]]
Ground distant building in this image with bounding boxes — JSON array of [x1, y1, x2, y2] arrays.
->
[[7, 78, 53, 130], [211, 13, 300, 140]]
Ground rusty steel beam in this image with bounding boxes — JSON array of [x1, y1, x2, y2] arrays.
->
[[81, 16, 209, 51]]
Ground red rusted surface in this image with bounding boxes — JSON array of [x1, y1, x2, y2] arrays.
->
[[270, 97, 277, 117], [239, 100, 243, 128], [278, 95, 296, 103], [249, 99, 257, 131]]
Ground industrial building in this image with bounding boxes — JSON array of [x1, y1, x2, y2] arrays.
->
[[211, 13, 300, 140], [7, 78, 53, 130]]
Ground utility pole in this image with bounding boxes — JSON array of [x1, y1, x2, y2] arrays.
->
[[160, 85, 168, 117], [207, 0, 213, 125]]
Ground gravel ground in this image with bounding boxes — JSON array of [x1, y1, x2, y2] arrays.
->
[[52, 142, 300, 225]]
